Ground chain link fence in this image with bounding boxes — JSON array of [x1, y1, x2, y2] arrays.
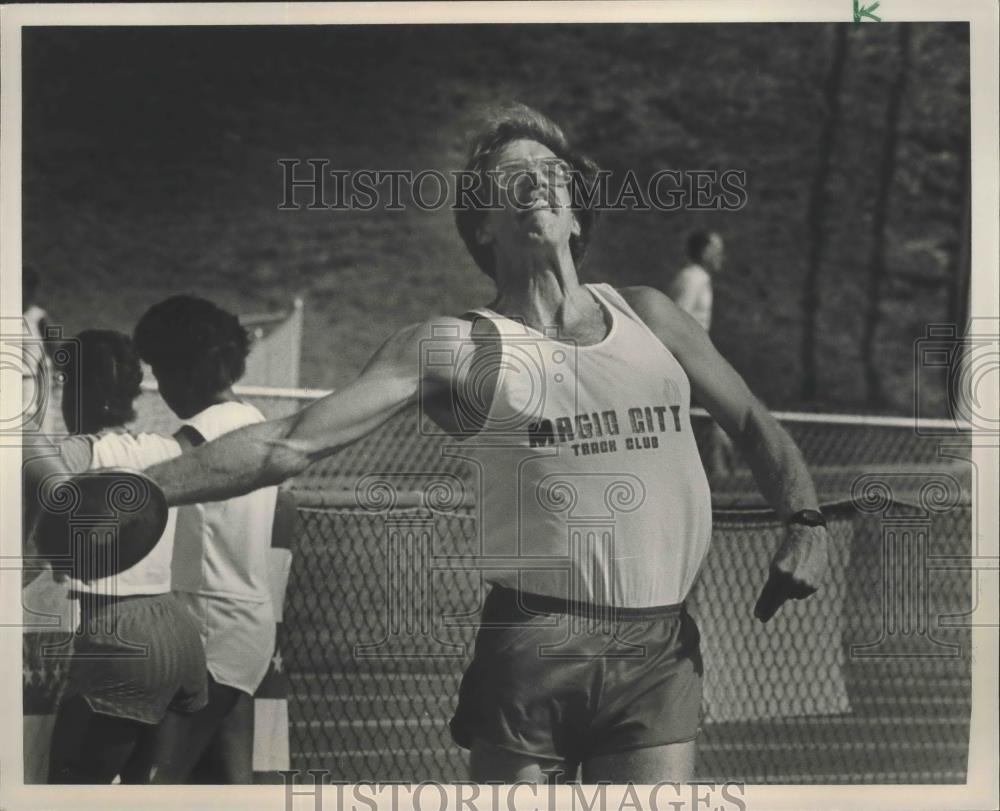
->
[[32, 383, 975, 783], [284, 483, 972, 784]]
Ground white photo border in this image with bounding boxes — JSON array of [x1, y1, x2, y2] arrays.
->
[[1, 3, 996, 810]]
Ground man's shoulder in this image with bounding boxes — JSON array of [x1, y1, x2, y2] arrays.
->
[[396, 313, 500, 348], [616, 285, 705, 346], [367, 315, 497, 386], [617, 284, 675, 316]]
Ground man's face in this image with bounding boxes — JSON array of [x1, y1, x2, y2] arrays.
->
[[703, 234, 725, 273], [476, 139, 580, 261]]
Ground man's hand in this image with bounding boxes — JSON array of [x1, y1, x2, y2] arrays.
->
[[754, 524, 830, 622]]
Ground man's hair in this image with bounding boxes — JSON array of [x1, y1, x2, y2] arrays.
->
[[454, 103, 601, 280], [66, 330, 144, 432], [687, 231, 718, 263], [133, 294, 250, 397]]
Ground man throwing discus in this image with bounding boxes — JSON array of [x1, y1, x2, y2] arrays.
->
[[26, 104, 828, 783]]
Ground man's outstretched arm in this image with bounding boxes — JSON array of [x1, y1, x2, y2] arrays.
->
[[146, 320, 443, 506]]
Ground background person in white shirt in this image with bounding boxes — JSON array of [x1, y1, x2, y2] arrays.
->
[[668, 231, 724, 332], [39, 330, 208, 784], [129, 295, 281, 784]]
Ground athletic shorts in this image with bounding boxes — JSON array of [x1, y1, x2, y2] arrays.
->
[[65, 592, 208, 725], [175, 591, 275, 696], [450, 586, 703, 764]]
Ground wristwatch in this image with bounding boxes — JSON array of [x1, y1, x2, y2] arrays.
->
[[788, 508, 826, 528]]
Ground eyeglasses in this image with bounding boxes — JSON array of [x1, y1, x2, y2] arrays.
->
[[490, 157, 573, 190]]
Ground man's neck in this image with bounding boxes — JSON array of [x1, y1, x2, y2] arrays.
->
[[491, 247, 595, 331]]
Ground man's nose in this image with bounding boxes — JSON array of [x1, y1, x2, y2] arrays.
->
[[518, 164, 549, 189], [511, 169, 547, 206], [520, 164, 550, 188]]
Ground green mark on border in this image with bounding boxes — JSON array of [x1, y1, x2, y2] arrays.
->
[[853, 0, 882, 23]]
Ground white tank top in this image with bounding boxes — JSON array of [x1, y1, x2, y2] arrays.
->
[[64, 431, 182, 596], [466, 283, 712, 607], [171, 401, 278, 602]]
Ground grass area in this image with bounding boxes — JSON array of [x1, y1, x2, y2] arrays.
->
[[23, 24, 968, 414]]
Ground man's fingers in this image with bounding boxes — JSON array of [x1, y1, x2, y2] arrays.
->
[[754, 568, 819, 623], [753, 569, 786, 622]]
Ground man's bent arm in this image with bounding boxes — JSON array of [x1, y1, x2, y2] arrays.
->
[[726, 398, 819, 520], [146, 321, 436, 506], [621, 286, 819, 517]]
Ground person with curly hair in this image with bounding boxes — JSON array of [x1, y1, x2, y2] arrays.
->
[[128, 295, 282, 784], [39, 330, 208, 784]]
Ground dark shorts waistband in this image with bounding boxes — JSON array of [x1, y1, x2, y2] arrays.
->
[[488, 585, 685, 621]]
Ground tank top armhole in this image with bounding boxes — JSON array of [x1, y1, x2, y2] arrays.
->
[[590, 283, 675, 355], [589, 283, 637, 322], [458, 309, 509, 432]]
